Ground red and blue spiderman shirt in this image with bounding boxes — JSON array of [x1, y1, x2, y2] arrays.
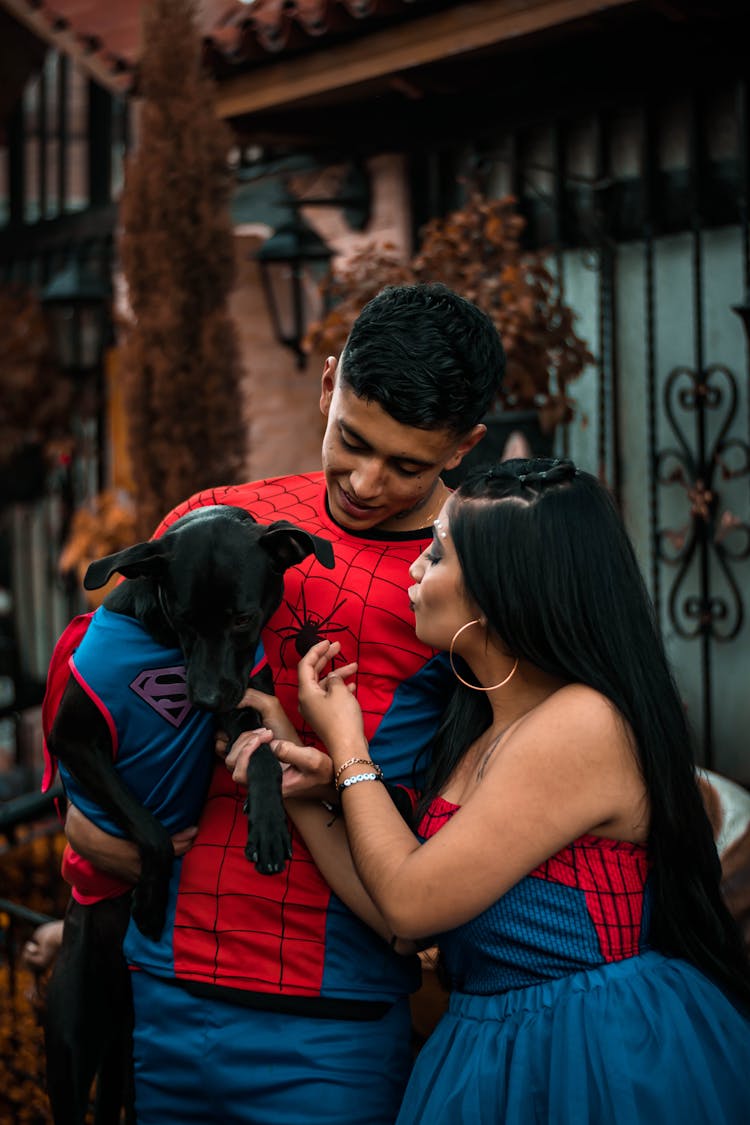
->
[[112, 472, 454, 1014]]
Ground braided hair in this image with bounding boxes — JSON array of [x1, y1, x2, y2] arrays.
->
[[417, 457, 750, 1005]]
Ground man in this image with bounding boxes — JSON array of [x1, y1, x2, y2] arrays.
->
[[65, 282, 506, 1124]]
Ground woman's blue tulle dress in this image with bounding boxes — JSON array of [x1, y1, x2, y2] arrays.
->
[[397, 797, 750, 1124]]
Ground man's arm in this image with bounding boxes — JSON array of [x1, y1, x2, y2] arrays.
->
[[65, 804, 197, 883]]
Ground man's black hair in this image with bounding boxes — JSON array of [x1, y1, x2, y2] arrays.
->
[[339, 283, 506, 435]]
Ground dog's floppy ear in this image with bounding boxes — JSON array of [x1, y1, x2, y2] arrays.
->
[[260, 521, 335, 573], [83, 539, 173, 590]]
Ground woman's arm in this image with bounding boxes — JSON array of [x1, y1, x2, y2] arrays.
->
[[298, 642, 647, 941], [283, 787, 415, 952], [217, 725, 415, 952]]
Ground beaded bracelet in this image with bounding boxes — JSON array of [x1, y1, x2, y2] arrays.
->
[[334, 757, 383, 786], [337, 772, 383, 794]]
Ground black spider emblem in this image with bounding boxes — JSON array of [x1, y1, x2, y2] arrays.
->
[[274, 588, 355, 668]]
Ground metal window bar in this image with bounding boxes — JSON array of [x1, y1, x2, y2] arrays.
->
[[641, 97, 661, 617], [57, 53, 69, 215]]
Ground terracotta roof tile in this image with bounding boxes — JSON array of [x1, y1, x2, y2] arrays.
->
[[7, 0, 446, 88]]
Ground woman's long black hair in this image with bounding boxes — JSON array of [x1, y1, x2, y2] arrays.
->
[[417, 457, 750, 1005]]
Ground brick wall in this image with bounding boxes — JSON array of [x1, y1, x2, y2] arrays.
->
[[231, 231, 326, 484]]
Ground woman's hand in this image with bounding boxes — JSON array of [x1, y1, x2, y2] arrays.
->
[[297, 640, 364, 754]]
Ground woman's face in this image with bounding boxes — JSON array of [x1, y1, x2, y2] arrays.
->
[[408, 501, 475, 651]]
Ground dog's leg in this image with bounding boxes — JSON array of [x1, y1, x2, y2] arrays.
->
[[44, 902, 100, 1125], [44, 896, 132, 1125], [221, 666, 293, 874], [91, 897, 135, 1125], [244, 742, 293, 873], [50, 679, 177, 938]]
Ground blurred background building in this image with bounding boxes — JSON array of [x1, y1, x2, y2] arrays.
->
[[0, 0, 748, 788]]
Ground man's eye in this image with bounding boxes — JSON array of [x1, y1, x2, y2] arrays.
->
[[340, 435, 363, 452], [396, 465, 421, 478]]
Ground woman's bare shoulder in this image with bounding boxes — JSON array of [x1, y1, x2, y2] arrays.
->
[[511, 682, 634, 766]]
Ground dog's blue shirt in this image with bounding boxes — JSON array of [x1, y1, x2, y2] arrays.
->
[[60, 606, 217, 839]]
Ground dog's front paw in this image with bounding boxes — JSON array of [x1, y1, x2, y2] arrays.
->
[[245, 817, 293, 874]]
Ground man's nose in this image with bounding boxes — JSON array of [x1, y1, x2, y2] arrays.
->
[[350, 459, 384, 498]]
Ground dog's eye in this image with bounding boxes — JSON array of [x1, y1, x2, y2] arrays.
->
[[232, 614, 257, 631]]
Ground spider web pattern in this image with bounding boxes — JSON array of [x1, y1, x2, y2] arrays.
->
[[154, 474, 437, 997], [530, 834, 650, 962], [420, 799, 650, 967]]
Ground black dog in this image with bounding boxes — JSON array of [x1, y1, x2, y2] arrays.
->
[[43, 505, 334, 1125]]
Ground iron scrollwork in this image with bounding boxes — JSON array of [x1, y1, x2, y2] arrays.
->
[[656, 363, 750, 642]]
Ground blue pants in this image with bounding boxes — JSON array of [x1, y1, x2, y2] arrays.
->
[[131, 971, 413, 1125]]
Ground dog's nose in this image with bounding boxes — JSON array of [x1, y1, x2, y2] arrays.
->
[[190, 683, 241, 712], [191, 689, 222, 712]]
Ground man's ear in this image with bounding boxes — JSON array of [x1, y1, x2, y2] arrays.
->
[[443, 423, 487, 472], [320, 356, 337, 418]]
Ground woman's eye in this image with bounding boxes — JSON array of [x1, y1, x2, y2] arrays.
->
[[425, 551, 441, 566]]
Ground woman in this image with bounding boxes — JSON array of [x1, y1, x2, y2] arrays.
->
[[226, 458, 750, 1124]]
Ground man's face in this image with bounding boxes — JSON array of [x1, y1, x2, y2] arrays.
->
[[319, 359, 483, 533]]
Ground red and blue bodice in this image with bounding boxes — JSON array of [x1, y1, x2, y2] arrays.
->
[[419, 797, 652, 993]]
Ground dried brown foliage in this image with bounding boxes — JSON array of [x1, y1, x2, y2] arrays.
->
[[118, 0, 247, 538], [58, 489, 137, 606], [305, 194, 594, 423], [0, 284, 73, 467]]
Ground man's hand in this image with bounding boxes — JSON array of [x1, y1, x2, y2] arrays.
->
[[215, 687, 297, 760], [238, 687, 298, 742]]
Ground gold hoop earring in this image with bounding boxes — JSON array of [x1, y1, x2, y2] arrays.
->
[[449, 619, 519, 692]]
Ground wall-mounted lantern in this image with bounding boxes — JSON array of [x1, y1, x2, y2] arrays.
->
[[41, 258, 112, 490], [256, 212, 333, 370], [255, 160, 371, 369], [41, 259, 112, 376]]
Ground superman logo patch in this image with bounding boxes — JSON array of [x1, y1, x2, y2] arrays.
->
[[130, 665, 193, 728]]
